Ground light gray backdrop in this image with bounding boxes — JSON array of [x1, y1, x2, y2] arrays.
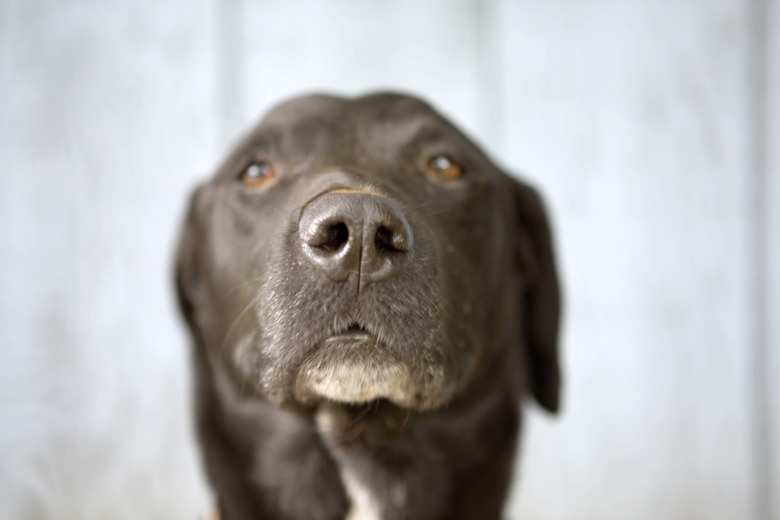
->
[[1, 1, 778, 519]]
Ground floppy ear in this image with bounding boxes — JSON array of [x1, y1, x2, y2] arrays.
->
[[175, 184, 207, 329], [512, 179, 562, 413]]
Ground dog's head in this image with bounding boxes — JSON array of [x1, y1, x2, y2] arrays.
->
[[176, 93, 561, 413]]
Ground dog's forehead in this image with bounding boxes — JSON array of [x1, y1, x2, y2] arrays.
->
[[263, 92, 437, 122], [256, 92, 450, 143]]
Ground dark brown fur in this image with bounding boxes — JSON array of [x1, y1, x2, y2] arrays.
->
[[175, 92, 561, 520]]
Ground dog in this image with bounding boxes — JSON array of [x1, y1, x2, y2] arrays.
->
[[175, 92, 561, 520]]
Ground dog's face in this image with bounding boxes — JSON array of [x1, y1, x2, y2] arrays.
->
[[176, 93, 560, 413]]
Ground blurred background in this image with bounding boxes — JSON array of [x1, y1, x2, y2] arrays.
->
[[1, 0, 778, 519]]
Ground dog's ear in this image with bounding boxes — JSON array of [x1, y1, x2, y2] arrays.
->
[[175, 184, 208, 328], [512, 178, 562, 413]]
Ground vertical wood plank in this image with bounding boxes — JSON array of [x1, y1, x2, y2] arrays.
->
[[765, 0, 780, 515], [497, 1, 757, 519], [0, 1, 215, 518], [216, 0, 244, 149], [749, 0, 773, 517]]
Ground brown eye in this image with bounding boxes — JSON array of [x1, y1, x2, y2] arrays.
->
[[427, 154, 463, 180], [241, 162, 275, 187]]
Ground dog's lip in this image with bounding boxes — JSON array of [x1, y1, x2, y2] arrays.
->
[[323, 324, 375, 344]]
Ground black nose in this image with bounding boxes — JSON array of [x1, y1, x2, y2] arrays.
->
[[299, 190, 413, 283]]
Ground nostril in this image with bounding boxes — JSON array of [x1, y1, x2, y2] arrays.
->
[[319, 222, 349, 251], [375, 225, 408, 254], [301, 217, 350, 252]]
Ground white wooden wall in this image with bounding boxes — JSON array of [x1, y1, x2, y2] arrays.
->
[[0, 1, 777, 519]]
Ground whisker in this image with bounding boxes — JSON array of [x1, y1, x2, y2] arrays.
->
[[401, 408, 412, 429], [412, 200, 435, 209], [419, 204, 459, 218], [218, 292, 264, 357], [348, 402, 376, 427], [224, 275, 266, 297]]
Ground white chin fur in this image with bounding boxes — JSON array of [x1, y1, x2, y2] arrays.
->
[[295, 361, 415, 406]]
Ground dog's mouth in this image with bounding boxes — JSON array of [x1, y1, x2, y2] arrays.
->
[[323, 323, 373, 344], [293, 321, 417, 407]]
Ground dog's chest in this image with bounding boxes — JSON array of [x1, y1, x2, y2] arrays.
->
[[341, 467, 383, 520]]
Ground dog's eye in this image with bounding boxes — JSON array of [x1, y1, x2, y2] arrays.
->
[[240, 162, 275, 187], [427, 155, 463, 180]]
